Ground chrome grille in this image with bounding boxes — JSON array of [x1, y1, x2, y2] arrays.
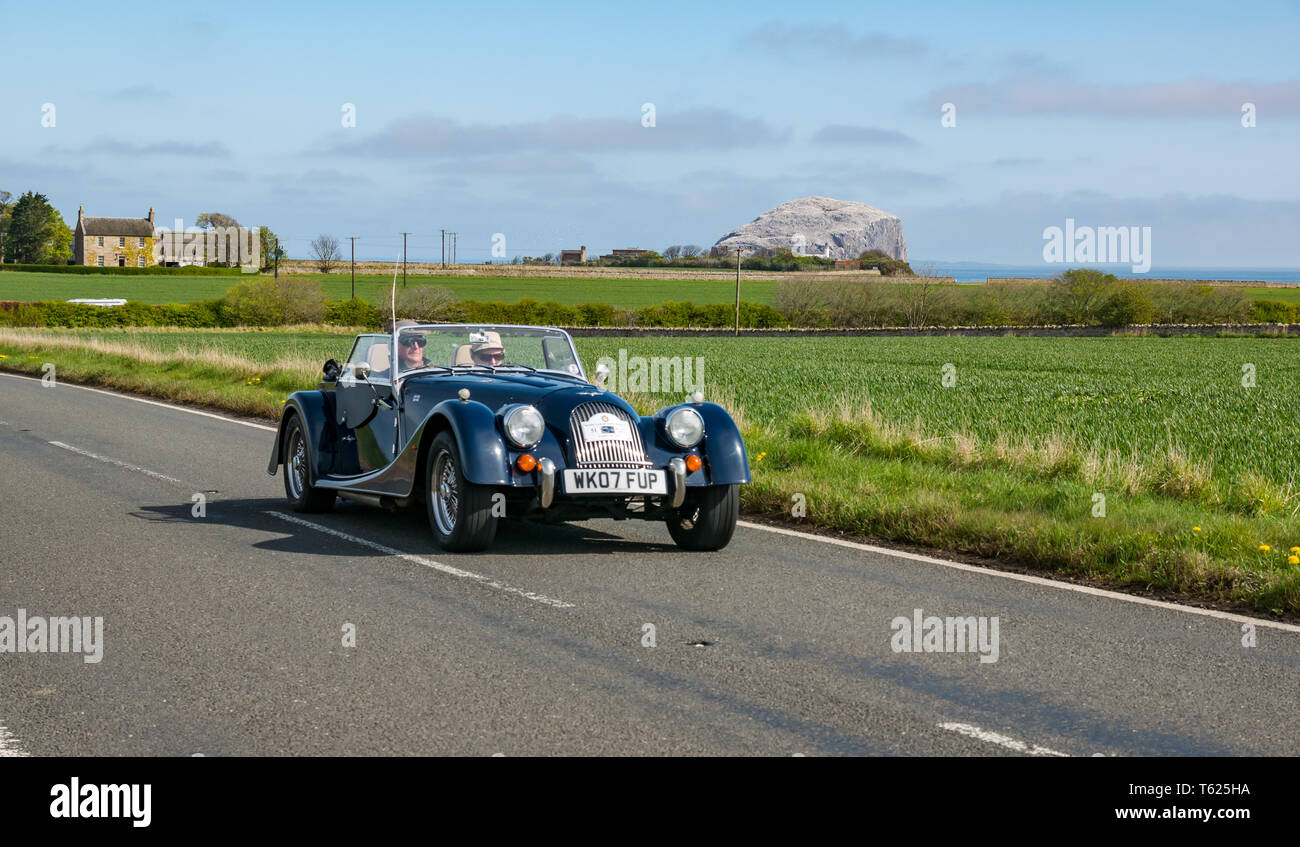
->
[[569, 402, 651, 468]]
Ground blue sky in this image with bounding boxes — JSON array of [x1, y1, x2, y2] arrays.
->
[[2, 0, 1298, 265]]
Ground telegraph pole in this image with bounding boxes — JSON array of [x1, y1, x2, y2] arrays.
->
[[349, 236, 356, 300], [734, 246, 743, 336], [401, 232, 409, 288], [273, 235, 279, 279], [452, 232, 457, 266], [441, 229, 446, 268]]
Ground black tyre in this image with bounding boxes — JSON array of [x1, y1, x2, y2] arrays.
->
[[282, 415, 336, 513], [666, 484, 738, 551], [426, 431, 499, 552]]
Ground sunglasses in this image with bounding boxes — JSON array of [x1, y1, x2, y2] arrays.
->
[[401, 336, 426, 347], [474, 350, 504, 363]]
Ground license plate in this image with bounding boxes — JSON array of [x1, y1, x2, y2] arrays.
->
[[562, 468, 667, 495]]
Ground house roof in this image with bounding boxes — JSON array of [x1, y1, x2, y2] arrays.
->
[[81, 217, 154, 237]]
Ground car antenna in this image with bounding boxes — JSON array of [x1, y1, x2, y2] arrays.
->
[[391, 253, 399, 335]]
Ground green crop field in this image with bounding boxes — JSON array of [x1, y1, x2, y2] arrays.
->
[[0, 270, 776, 308], [1242, 285, 1300, 303], [580, 335, 1300, 487], [6, 268, 1298, 314], [3, 327, 1298, 613]]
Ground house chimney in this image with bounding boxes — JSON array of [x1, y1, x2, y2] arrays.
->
[[78, 205, 84, 226], [148, 207, 155, 226]]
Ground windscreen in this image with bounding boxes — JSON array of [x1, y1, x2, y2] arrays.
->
[[395, 324, 583, 377]]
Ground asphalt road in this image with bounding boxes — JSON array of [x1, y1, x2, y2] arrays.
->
[[1, 371, 1298, 756]]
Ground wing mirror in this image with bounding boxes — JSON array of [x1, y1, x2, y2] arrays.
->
[[322, 359, 341, 380], [353, 363, 372, 380], [593, 363, 610, 388]]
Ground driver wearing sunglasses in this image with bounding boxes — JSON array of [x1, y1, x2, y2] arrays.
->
[[396, 332, 430, 372]]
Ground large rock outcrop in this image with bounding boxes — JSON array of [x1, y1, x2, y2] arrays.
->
[[713, 196, 907, 261]]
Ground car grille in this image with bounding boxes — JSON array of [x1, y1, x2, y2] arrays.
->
[[569, 402, 651, 468]]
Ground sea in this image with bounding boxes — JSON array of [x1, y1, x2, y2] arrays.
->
[[920, 263, 1300, 285]]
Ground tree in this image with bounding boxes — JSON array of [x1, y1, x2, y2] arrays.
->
[[45, 212, 73, 264], [663, 245, 682, 260], [900, 263, 949, 328], [196, 212, 240, 230], [0, 190, 11, 263], [3, 192, 71, 264], [310, 234, 341, 273], [1055, 268, 1119, 324], [681, 244, 702, 258], [259, 226, 286, 270]]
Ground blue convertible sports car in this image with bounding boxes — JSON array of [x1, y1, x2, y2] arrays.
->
[[268, 323, 751, 552]]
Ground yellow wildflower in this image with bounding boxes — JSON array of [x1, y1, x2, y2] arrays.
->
[[1259, 544, 1271, 552], [1290, 555, 1300, 566]]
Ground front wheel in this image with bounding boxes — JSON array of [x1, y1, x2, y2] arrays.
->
[[283, 415, 335, 513], [666, 484, 738, 551], [426, 432, 499, 552]]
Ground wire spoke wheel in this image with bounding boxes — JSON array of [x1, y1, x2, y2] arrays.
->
[[287, 430, 307, 499], [666, 484, 738, 551], [425, 431, 499, 552], [281, 415, 334, 513], [432, 450, 459, 534]]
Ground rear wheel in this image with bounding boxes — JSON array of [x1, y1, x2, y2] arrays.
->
[[426, 432, 499, 551], [666, 484, 738, 551], [283, 415, 335, 513]]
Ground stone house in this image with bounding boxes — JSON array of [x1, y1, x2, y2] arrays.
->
[[74, 207, 159, 267], [560, 246, 587, 265], [599, 248, 653, 261]]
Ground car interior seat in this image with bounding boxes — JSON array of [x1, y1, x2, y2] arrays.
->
[[453, 344, 474, 366], [367, 342, 391, 375]]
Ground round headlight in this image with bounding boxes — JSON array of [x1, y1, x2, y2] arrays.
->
[[665, 407, 704, 448], [504, 405, 545, 447]]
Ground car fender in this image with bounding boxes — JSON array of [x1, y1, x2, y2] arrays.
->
[[693, 402, 751, 484], [268, 391, 335, 477], [423, 398, 512, 485]]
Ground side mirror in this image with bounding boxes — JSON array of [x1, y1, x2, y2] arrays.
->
[[594, 363, 610, 388], [322, 359, 341, 380], [353, 363, 372, 381]]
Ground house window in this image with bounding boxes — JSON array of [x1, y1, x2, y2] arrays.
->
[[97, 236, 104, 247], [138, 237, 146, 248], [138, 256, 146, 267], [118, 237, 125, 248], [96, 256, 104, 267]]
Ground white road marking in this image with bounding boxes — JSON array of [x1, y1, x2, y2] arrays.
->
[[48, 441, 189, 487], [739, 520, 1300, 635], [0, 723, 29, 757], [938, 722, 1069, 757], [265, 512, 576, 610], [0, 371, 276, 432]]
